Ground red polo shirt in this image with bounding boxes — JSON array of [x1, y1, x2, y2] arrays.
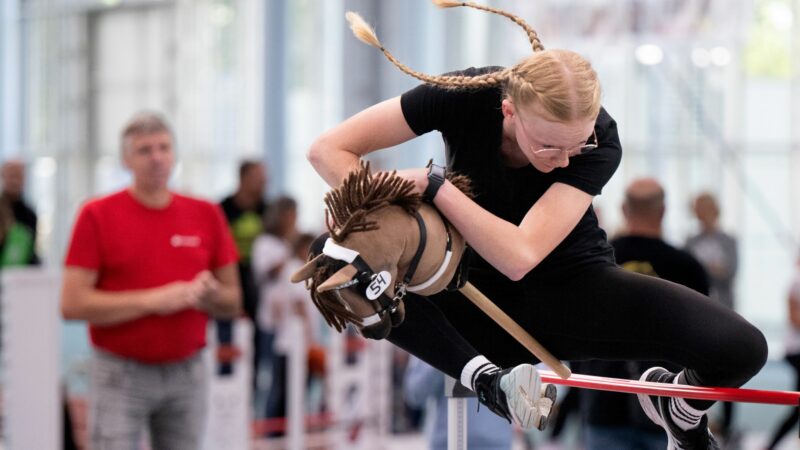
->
[[65, 189, 238, 363]]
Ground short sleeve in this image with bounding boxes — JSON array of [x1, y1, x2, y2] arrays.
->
[[210, 204, 239, 269], [64, 203, 102, 270], [552, 107, 622, 196], [401, 83, 464, 136], [400, 66, 503, 137]]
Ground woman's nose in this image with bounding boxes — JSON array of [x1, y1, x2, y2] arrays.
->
[[554, 152, 570, 168]]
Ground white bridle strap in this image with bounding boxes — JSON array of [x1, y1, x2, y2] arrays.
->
[[361, 313, 383, 327], [323, 238, 360, 263], [406, 249, 453, 293]]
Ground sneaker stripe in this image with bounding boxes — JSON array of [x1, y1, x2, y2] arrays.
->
[[637, 367, 667, 427], [670, 399, 701, 421], [470, 362, 495, 390], [670, 399, 700, 421]]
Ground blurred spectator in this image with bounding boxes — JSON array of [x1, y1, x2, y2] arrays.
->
[[403, 355, 512, 450], [685, 192, 738, 439], [218, 160, 268, 376], [763, 253, 800, 449], [582, 178, 709, 450], [251, 196, 298, 420], [0, 160, 39, 266], [60, 111, 241, 450], [263, 233, 322, 427], [685, 192, 737, 310]]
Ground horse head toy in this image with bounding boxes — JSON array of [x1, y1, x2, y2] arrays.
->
[[291, 162, 472, 340]]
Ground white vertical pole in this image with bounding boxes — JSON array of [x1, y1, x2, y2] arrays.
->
[[202, 319, 252, 450], [2, 269, 61, 450], [445, 377, 468, 450], [286, 317, 306, 450], [447, 398, 468, 450]]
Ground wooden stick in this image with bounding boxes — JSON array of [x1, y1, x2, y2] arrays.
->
[[459, 282, 572, 379]]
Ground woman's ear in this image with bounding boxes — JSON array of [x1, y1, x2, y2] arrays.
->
[[501, 98, 515, 119]]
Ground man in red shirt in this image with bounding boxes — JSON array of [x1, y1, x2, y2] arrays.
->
[[60, 111, 241, 450]]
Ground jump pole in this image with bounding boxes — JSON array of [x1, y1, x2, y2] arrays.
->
[[539, 370, 800, 405]]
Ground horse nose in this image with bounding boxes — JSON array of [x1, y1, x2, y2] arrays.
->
[[361, 322, 392, 340]]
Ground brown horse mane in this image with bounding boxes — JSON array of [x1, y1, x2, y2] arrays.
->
[[325, 161, 420, 241], [312, 161, 472, 332]]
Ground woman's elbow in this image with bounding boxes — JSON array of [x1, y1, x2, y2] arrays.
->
[[505, 267, 528, 282], [504, 252, 539, 281], [307, 137, 330, 169]]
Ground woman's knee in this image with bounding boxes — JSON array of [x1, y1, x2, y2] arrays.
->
[[719, 321, 768, 385]]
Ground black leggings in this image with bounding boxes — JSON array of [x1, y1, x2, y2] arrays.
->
[[388, 264, 767, 410]]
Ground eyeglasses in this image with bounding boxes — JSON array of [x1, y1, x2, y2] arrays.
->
[[532, 129, 598, 158]]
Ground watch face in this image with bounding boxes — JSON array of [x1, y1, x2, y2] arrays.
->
[[429, 164, 446, 180]]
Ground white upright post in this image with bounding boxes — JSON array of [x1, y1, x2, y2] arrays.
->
[[447, 398, 468, 450], [445, 376, 471, 450], [285, 317, 307, 450], [326, 330, 391, 450], [202, 319, 252, 450], [2, 269, 61, 450]]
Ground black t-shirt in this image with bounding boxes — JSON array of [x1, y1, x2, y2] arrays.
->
[[219, 195, 267, 264], [400, 67, 622, 278], [582, 235, 709, 428], [10, 198, 37, 237], [220, 195, 267, 222], [611, 236, 710, 295]]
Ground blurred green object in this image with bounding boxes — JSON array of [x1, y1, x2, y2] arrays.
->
[[1, 222, 34, 267]]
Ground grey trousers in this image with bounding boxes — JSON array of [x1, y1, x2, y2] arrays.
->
[[89, 350, 207, 450]]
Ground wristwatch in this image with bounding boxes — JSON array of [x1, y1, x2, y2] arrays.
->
[[423, 163, 446, 202]]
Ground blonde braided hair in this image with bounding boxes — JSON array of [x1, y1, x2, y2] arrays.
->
[[346, 1, 601, 122], [345, 11, 509, 90], [432, 0, 544, 52]]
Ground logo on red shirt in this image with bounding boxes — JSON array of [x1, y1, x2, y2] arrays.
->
[[171, 234, 202, 248]]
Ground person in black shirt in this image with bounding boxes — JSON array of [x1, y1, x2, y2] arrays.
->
[[308, 3, 765, 448], [582, 178, 709, 450], [218, 160, 267, 376], [220, 160, 268, 322]]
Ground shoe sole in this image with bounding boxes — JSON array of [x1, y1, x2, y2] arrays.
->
[[535, 383, 558, 431], [499, 364, 544, 430], [636, 366, 677, 450]]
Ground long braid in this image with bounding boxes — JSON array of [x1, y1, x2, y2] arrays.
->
[[345, 11, 508, 89], [432, 0, 544, 52], [346, 3, 599, 121], [345, 2, 543, 89]]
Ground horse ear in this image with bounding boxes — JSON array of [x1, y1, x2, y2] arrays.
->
[[317, 264, 359, 292], [291, 254, 325, 283]]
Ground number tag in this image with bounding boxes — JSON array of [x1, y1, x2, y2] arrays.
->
[[366, 271, 392, 300]]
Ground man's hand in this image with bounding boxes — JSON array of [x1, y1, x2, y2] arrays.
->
[[145, 280, 203, 315], [192, 270, 220, 311]]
